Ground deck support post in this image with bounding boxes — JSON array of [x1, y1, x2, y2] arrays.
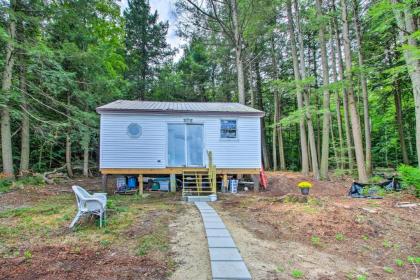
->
[[138, 174, 143, 196], [101, 174, 108, 192], [222, 174, 228, 193], [170, 174, 176, 192], [251, 175, 260, 192]]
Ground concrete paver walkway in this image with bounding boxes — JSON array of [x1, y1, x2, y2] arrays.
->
[[195, 202, 252, 280]]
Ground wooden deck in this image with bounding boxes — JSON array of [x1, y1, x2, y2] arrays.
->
[[100, 167, 261, 175], [100, 167, 261, 194]]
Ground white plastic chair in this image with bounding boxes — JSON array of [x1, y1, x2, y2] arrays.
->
[[70, 185, 107, 228]]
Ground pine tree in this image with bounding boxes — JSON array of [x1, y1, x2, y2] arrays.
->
[[124, 0, 172, 100]]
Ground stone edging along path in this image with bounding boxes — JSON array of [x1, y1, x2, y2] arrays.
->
[[194, 202, 252, 280]]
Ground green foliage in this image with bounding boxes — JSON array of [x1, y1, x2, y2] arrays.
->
[[407, 256, 420, 264], [311, 235, 321, 246], [356, 274, 367, 280], [397, 165, 420, 197], [137, 234, 168, 256], [383, 267, 394, 274], [124, 0, 172, 99], [335, 233, 345, 241], [395, 259, 404, 267], [291, 269, 304, 278], [16, 176, 45, 186], [0, 179, 13, 193], [23, 250, 32, 260], [382, 240, 393, 249]]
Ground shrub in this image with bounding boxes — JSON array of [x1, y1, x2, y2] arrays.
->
[[0, 179, 13, 193], [397, 165, 420, 197]]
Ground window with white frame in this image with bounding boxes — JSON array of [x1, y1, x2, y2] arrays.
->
[[220, 120, 237, 139]]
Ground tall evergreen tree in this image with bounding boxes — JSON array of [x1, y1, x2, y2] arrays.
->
[[124, 0, 172, 100]]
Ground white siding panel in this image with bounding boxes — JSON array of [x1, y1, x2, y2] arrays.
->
[[100, 113, 261, 169]]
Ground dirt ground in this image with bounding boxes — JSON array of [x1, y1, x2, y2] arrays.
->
[[214, 172, 420, 280], [0, 179, 183, 280], [169, 203, 211, 280], [0, 172, 419, 280]]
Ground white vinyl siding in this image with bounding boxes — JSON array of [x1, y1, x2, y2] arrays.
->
[[99, 113, 261, 169]]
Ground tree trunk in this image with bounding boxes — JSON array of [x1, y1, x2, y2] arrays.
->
[[1, 15, 16, 179], [270, 36, 285, 170], [330, 115, 339, 169], [277, 100, 286, 170], [316, 0, 331, 179], [330, 23, 344, 169], [82, 130, 90, 177], [230, 0, 246, 104], [303, 91, 320, 179], [333, 0, 354, 171], [353, 0, 372, 175], [19, 62, 30, 176], [248, 67, 255, 108], [394, 91, 409, 164], [391, 0, 420, 168], [294, 0, 319, 179], [255, 57, 270, 169], [286, 0, 309, 176], [66, 94, 74, 177], [309, 39, 322, 168], [340, 0, 368, 183]]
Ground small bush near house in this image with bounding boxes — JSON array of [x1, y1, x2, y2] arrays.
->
[[397, 165, 420, 197]]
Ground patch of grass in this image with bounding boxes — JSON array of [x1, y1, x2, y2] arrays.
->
[[100, 239, 111, 247], [137, 233, 168, 256], [407, 256, 420, 264], [276, 266, 285, 273], [356, 274, 367, 280], [311, 235, 321, 246], [291, 269, 304, 278], [362, 235, 369, 241], [335, 233, 345, 241], [23, 250, 32, 260], [383, 267, 394, 273], [383, 240, 392, 249], [395, 258, 404, 267], [16, 176, 45, 187]]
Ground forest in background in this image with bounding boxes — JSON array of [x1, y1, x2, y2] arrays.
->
[[0, 0, 418, 183]]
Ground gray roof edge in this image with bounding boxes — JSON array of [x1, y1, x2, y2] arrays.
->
[[96, 107, 265, 117]]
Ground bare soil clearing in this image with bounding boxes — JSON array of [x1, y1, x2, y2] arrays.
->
[[214, 172, 420, 280], [0, 172, 419, 280]]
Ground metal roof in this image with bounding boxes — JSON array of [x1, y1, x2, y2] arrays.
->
[[96, 100, 264, 116]]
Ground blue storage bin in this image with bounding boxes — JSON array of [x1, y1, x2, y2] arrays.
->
[[127, 176, 138, 189]]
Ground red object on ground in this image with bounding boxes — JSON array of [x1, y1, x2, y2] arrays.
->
[[260, 168, 268, 189]]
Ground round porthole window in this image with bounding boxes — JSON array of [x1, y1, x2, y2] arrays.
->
[[127, 123, 142, 138]]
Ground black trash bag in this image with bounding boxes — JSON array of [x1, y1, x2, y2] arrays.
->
[[349, 182, 365, 198], [379, 177, 401, 191]]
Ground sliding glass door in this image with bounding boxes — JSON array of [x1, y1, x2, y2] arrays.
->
[[168, 124, 204, 167]]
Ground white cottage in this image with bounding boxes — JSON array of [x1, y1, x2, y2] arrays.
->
[[97, 100, 264, 194]]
